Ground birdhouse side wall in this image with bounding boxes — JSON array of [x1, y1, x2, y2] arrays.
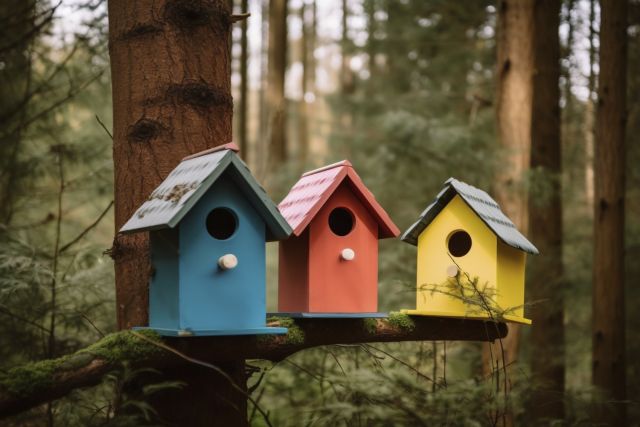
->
[[496, 241, 526, 318], [149, 228, 180, 330], [178, 174, 267, 331], [278, 230, 310, 312], [416, 195, 497, 317], [308, 183, 379, 313]]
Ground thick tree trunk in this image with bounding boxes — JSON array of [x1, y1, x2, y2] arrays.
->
[[485, 0, 534, 385], [592, 0, 628, 425], [109, 0, 233, 330], [528, 0, 564, 420], [108, 1, 237, 425], [267, 0, 287, 169], [0, 0, 36, 224], [145, 361, 248, 426], [238, 0, 249, 160]]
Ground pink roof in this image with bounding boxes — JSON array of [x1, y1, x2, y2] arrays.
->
[[278, 160, 400, 238]]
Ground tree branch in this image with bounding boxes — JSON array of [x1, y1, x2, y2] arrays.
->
[[0, 316, 507, 419]]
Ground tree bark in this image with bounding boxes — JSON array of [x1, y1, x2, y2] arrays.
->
[[109, 0, 233, 331], [485, 0, 534, 383], [0, 317, 507, 420], [267, 0, 287, 169], [108, 1, 235, 425], [592, 0, 628, 424], [528, 0, 564, 420], [238, 0, 249, 161]]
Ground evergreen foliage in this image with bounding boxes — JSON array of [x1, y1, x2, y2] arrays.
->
[[0, 0, 639, 425]]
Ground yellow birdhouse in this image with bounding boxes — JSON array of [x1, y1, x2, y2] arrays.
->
[[400, 178, 538, 324]]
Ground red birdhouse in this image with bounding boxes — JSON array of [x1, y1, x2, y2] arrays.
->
[[277, 160, 400, 317]]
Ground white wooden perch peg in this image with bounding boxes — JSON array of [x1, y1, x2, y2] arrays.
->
[[218, 254, 238, 270], [446, 264, 459, 278], [340, 248, 356, 261]]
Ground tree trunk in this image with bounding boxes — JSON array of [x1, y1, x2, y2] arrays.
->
[[267, 0, 287, 169], [238, 0, 249, 161], [145, 361, 248, 426], [365, 0, 377, 83], [485, 0, 534, 423], [585, 0, 597, 209], [297, 2, 309, 169], [109, 0, 234, 331], [592, 0, 628, 424], [108, 1, 240, 425], [258, 0, 269, 175], [340, 0, 354, 94], [0, 0, 36, 224], [528, 0, 564, 420]]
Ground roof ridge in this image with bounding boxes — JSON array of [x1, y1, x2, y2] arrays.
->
[[181, 142, 239, 161], [301, 160, 352, 177], [401, 177, 538, 254]]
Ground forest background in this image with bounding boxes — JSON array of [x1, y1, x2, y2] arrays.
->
[[0, 0, 638, 425]]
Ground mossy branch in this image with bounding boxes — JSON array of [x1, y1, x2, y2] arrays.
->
[[0, 317, 506, 419]]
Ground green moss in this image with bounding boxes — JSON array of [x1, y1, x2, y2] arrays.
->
[[387, 312, 415, 331], [265, 317, 305, 345], [362, 318, 378, 334], [0, 330, 162, 397], [80, 329, 162, 362], [1, 358, 59, 397]]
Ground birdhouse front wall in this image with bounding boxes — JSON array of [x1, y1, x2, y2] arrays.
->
[[497, 240, 526, 319], [416, 195, 498, 317], [149, 228, 180, 330], [178, 173, 267, 331], [278, 229, 310, 312], [307, 183, 379, 313]]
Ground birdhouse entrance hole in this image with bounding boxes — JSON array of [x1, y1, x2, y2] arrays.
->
[[447, 230, 472, 257], [206, 207, 238, 240], [329, 207, 355, 236]]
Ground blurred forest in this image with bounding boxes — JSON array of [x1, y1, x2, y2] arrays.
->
[[0, 0, 639, 425]]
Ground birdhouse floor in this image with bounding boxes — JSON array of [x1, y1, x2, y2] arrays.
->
[[132, 326, 289, 337], [400, 309, 532, 325], [268, 312, 388, 319]]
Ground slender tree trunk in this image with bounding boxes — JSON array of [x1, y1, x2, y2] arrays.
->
[[528, 0, 564, 421], [258, 0, 269, 175], [297, 2, 309, 169], [340, 0, 354, 94], [108, 1, 248, 425], [585, 0, 597, 209], [239, 0, 249, 160], [485, 1, 534, 423], [267, 0, 287, 169], [365, 0, 377, 84], [592, 0, 628, 424]]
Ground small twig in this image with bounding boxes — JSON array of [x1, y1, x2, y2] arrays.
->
[[230, 12, 251, 23], [95, 114, 113, 139], [59, 201, 113, 253], [0, 305, 51, 334], [76, 311, 105, 338], [364, 344, 436, 384]]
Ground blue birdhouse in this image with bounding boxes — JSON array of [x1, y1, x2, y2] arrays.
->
[[119, 143, 292, 337]]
